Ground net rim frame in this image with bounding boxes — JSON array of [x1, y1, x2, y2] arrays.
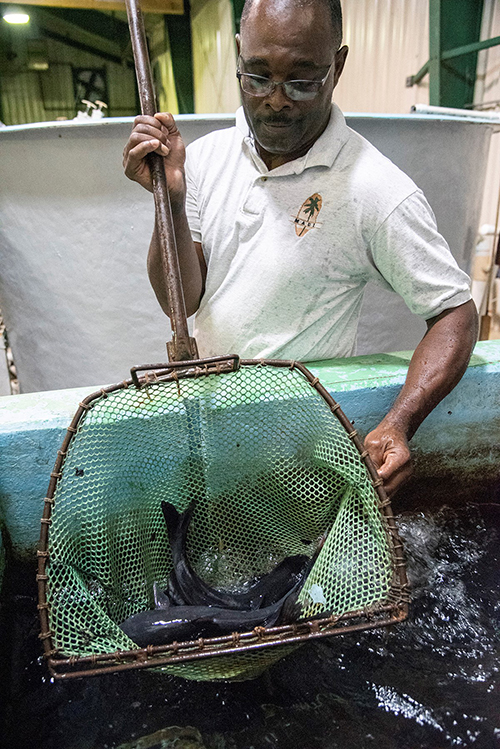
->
[[37, 356, 409, 680]]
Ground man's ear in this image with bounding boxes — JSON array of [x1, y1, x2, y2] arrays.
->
[[333, 45, 348, 88], [235, 34, 241, 56]]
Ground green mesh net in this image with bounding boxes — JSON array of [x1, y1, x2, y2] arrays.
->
[[40, 361, 406, 681]]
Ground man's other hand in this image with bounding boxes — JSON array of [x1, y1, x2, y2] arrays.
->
[[363, 422, 413, 497], [123, 112, 186, 207]]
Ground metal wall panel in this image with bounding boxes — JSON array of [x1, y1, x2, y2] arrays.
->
[[334, 0, 429, 113], [44, 37, 137, 118], [191, 0, 240, 114], [335, 0, 500, 230], [150, 17, 179, 115], [477, 0, 500, 228], [106, 63, 137, 117], [1, 68, 53, 125], [38, 63, 74, 115]]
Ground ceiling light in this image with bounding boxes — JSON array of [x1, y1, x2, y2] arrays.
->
[[2, 6, 30, 24]]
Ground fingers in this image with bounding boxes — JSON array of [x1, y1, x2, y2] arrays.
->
[[123, 113, 176, 157], [123, 112, 182, 169], [132, 112, 178, 143], [153, 112, 179, 131], [122, 121, 169, 187], [122, 139, 158, 186], [364, 427, 413, 498], [376, 449, 413, 497], [382, 472, 411, 498], [124, 129, 171, 158], [122, 144, 153, 186], [123, 112, 185, 193]]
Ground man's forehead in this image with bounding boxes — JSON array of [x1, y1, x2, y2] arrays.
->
[[242, 0, 327, 21], [241, 54, 325, 70], [239, 0, 337, 55]]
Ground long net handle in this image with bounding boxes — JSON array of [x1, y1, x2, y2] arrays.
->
[[125, 0, 196, 362]]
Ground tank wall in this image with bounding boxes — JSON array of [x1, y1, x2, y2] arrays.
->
[[0, 340, 498, 562], [0, 115, 492, 392], [350, 117, 492, 354]]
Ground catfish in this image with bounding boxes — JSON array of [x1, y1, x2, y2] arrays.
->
[[161, 500, 310, 610], [119, 578, 306, 648]]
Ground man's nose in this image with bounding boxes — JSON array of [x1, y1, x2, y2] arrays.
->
[[265, 83, 293, 110]]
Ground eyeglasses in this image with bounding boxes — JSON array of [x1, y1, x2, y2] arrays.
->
[[236, 60, 335, 102]]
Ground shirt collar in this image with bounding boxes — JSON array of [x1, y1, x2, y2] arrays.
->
[[235, 103, 350, 175]]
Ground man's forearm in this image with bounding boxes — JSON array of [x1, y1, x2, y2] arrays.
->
[[364, 299, 478, 496], [147, 209, 205, 318], [381, 299, 478, 439]]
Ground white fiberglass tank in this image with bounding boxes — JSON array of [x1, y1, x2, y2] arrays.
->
[[0, 112, 494, 392]]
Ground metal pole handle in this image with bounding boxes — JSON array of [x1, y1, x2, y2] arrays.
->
[[125, 0, 198, 362]]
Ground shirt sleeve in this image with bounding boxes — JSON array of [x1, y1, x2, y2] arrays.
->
[[185, 144, 202, 244], [366, 189, 472, 320]]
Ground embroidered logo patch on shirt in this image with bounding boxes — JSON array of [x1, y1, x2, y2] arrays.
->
[[292, 193, 323, 237]]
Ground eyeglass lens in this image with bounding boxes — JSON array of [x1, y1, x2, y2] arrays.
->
[[239, 74, 322, 101]]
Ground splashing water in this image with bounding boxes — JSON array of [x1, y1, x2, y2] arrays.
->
[[371, 685, 444, 731]]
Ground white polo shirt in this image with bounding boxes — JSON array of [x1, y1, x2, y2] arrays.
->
[[185, 105, 471, 361]]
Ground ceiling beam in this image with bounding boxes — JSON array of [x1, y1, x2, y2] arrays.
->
[[40, 26, 132, 65], [34, 7, 131, 47], [32, 7, 128, 61], [0, 0, 183, 14]]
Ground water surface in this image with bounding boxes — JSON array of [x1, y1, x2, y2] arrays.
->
[[1, 503, 499, 749]]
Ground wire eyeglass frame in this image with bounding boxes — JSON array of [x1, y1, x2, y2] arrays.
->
[[236, 59, 335, 101]]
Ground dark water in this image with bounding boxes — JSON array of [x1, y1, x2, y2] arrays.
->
[[1, 502, 499, 749]]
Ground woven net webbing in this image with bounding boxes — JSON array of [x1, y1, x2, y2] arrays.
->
[[40, 361, 406, 681]]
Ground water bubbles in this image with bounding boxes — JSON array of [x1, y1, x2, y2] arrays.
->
[[371, 684, 444, 731], [196, 546, 284, 591], [396, 506, 497, 656]]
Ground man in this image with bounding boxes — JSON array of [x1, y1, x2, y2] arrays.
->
[[123, 0, 478, 497]]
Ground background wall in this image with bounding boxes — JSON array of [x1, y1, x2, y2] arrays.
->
[[476, 0, 500, 228], [335, 0, 430, 113], [191, 0, 240, 113], [0, 36, 137, 123], [0, 5, 143, 123], [150, 14, 179, 115]]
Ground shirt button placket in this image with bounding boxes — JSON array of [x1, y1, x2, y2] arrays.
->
[[241, 175, 268, 215]]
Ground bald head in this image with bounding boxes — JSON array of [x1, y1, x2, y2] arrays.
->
[[241, 0, 343, 50]]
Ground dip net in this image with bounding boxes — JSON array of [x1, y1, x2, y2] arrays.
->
[[38, 358, 408, 681]]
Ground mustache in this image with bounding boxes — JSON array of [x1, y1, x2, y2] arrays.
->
[[259, 115, 295, 126]]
